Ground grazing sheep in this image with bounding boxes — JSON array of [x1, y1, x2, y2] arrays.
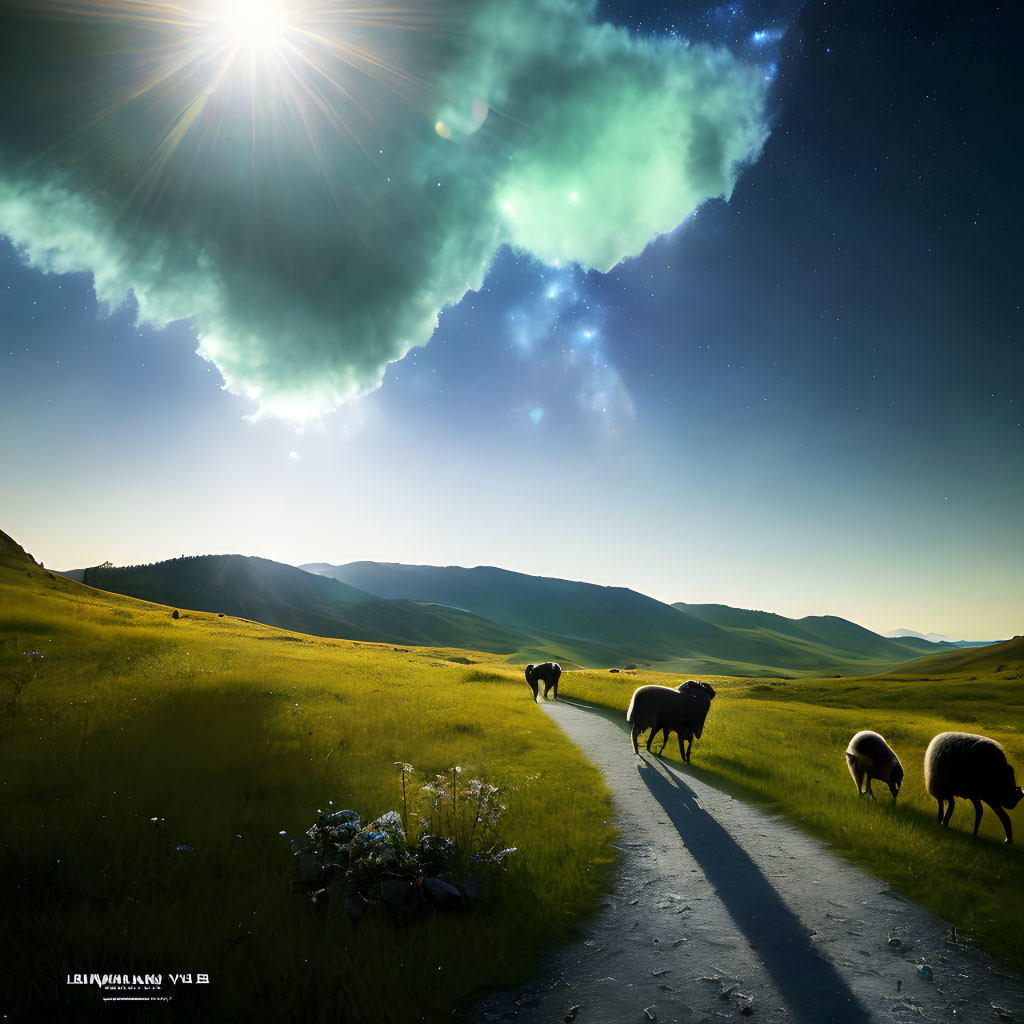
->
[[525, 662, 561, 701], [924, 731, 1023, 843], [626, 680, 716, 762], [845, 730, 903, 800]]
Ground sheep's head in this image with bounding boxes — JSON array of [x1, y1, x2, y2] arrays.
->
[[679, 680, 716, 701], [888, 763, 904, 801], [1001, 765, 1023, 809]]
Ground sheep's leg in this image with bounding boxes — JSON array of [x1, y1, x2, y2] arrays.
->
[[969, 798, 984, 837], [630, 721, 642, 755], [942, 796, 955, 827], [683, 736, 692, 763], [864, 774, 875, 800], [988, 803, 1013, 844], [656, 729, 670, 756]]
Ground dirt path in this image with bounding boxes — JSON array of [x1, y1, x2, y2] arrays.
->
[[464, 699, 1024, 1024]]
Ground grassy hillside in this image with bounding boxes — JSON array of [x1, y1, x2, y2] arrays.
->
[[68, 555, 544, 657], [880, 634, 1024, 678], [0, 532, 616, 1022], [560, 647, 1024, 972], [307, 560, 725, 663], [673, 601, 959, 659], [66, 556, 962, 678], [306, 561, 954, 676]]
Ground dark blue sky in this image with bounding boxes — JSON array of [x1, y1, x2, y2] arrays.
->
[[1, 0, 1020, 638]]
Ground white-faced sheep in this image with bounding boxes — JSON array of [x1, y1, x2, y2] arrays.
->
[[846, 730, 903, 800], [525, 662, 561, 701], [924, 731, 1023, 843], [626, 680, 716, 762]]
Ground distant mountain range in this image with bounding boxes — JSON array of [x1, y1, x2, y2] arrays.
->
[[299, 561, 974, 676], [882, 627, 993, 648], [49, 549, 1003, 677]]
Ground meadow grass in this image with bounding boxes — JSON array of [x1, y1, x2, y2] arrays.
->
[[557, 666, 1024, 972], [0, 565, 616, 1022]]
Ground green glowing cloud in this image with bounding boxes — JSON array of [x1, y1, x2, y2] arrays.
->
[[0, 0, 767, 417]]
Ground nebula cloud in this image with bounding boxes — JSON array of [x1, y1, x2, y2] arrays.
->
[[0, 0, 769, 418]]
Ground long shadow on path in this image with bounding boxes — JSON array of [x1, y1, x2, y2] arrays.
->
[[638, 757, 870, 1024]]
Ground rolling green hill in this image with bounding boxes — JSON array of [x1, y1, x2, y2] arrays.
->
[[52, 548, 993, 677], [63, 555, 543, 655], [673, 601, 961, 659], [303, 561, 958, 676], [878, 633, 1024, 679], [304, 560, 723, 663]]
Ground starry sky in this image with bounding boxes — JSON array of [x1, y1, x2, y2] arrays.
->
[[1, 0, 1020, 640]]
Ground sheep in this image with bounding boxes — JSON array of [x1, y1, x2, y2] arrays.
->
[[924, 731, 1023, 843], [626, 680, 716, 762], [525, 662, 561, 701], [845, 730, 903, 800]]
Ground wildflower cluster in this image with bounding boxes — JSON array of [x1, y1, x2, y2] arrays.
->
[[290, 763, 515, 920], [417, 767, 514, 871]]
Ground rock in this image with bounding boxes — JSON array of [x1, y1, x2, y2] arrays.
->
[[564, 1005, 581, 1022], [321, 848, 349, 876], [324, 808, 362, 842], [887, 936, 903, 950], [325, 808, 360, 825], [424, 877, 462, 904], [379, 878, 418, 912], [917, 965, 933, 982], [349, 812, 409, 867]]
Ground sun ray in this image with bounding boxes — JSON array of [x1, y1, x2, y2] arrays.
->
[[14, 0, 454, 199]]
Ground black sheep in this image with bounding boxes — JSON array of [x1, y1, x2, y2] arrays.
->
[[924, 731, 1023, 843], [627, 680, 716, 762], [525, 662, 561, 701]]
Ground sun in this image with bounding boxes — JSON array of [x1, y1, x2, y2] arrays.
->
[[209, 0, 292, 53]]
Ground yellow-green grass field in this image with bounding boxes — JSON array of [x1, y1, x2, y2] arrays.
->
[[0, 552, 615, 1023], [558, 660, 1024, 972]]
